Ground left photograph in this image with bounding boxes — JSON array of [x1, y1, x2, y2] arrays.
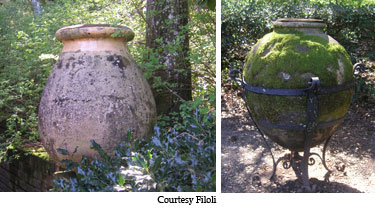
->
[[0, 0, 215, 192]]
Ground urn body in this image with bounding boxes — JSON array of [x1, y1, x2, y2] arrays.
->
[[39, 25, 157, 162]]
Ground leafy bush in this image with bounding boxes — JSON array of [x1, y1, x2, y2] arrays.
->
[[52, 95, 216, 192], [0, 1, 58, 160], [52, 139, 138, 192]]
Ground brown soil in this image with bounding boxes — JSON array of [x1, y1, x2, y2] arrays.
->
[[221, 84, 375, 193]]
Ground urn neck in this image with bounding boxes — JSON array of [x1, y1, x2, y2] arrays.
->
[[56, 24, 134, 53], [273, 18, 328, 40], [273, 18, 326, 28], [61, 38, 128, 53]]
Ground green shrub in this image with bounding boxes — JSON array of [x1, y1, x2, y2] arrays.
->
[[0, 0, 58, 160], [52, 139, 138, 192]]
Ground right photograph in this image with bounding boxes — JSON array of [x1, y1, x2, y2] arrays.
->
[[221, 0, 375, 193]]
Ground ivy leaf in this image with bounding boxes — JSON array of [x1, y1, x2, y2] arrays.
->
[[118, 174, 125, 186], [152, 136, 162, 147], [90, 140, 101, 151]]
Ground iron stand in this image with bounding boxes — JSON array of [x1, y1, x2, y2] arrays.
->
[[268, 77, 330, 192], [229, 63, 362, 192], [230, 70, 336, 192]]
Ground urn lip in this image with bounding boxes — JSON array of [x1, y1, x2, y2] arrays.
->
[[56, 24, 135, 42], [274, 18, 326, 29]]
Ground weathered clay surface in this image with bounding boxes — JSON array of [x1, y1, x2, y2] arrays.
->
[[39, 25, 156, 163]]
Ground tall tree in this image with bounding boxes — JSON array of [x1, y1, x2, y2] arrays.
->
[[146, 0, 192, 115]]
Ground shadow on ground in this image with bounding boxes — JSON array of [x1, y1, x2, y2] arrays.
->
[[265, 178, 362, 193]]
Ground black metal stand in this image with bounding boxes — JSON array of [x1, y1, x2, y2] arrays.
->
[[229, 69, 345, 192], [255, 79, 332, 191], [270, 136, 333, 179], [229, 63, 362, 192], [269, 138, 333, 192]]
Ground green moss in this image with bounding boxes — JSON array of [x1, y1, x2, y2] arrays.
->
[[317, 88, 354, 122], [23, 147, 51, 162], [245, 92, 306, 124], [244, 28, 353, 89]]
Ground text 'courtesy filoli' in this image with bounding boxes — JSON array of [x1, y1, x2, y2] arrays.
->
[[157, 196, 216, 205]]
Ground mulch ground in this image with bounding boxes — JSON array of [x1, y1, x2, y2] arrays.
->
[[221, 84, 375, 193]]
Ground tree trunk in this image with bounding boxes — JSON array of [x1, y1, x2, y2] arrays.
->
[[146, 0, 192, 115]]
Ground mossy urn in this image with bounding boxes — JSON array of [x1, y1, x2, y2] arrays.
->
[[38, 24, 157, 163], [243, 19, 354, 151]]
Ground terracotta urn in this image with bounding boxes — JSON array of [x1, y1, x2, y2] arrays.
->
[[243, 19, 354, 151], [38, 24, 157, 162]]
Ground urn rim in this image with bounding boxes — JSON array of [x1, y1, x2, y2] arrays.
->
[[273, 18, 326, 29], [56, 24, 135, 42]]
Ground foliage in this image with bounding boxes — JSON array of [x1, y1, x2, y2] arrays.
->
[[194, 0, 216, 11], [188, 7, 216, 97], [0, 0, 59, 161], [353, 62, 375, 102], [52, 96, 215, 192], [222, 0, 375, 99], [52, 139, 136, 192], [143, 90, 216, 192], [0, 0, 215, 161]]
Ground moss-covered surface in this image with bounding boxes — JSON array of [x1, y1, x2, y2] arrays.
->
[[243, 28, 354, 150], [245, 92, 307, 124], [246, 88, 354, 124], [317, 88, 354, 122], [23, 146, 52, 162], [244, 28, 353, 88]]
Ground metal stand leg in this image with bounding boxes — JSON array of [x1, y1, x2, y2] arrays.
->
[[235, 73, 339, 192], [301, 133, 313, 192], [300, 77, 318, 192], [322, 137, 332, 172], [270, 154, 290, 180], [272, 77, 321, 192], [270, 137, 334, 192]]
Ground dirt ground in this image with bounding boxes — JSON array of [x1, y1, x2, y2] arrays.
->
[[221, 85, 375, 193]]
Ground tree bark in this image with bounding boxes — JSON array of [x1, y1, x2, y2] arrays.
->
[[146, 0, 192, 115]]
